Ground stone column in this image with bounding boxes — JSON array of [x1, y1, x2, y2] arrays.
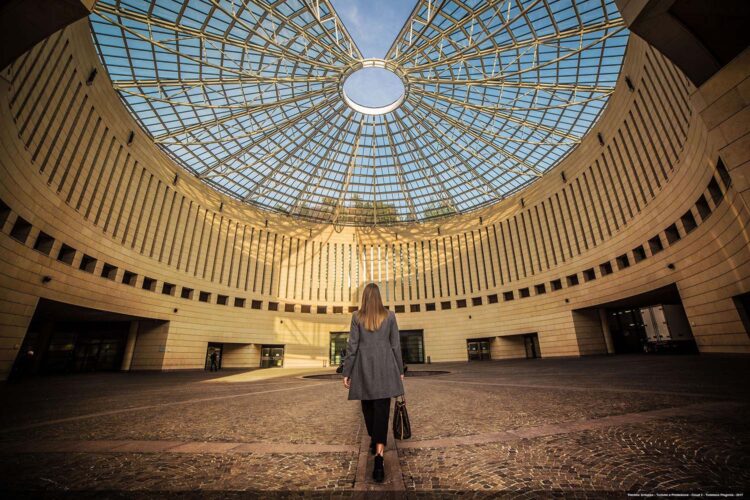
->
[[121, 320, 138, 371], [599, 308, 615, 355]]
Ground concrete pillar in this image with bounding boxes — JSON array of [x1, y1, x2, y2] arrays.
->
[[121, 320, 138, 371], [599, 308, 615, 355], [27, 321, 55, 374]]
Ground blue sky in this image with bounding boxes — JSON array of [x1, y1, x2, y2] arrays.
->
[[330, 0, 416, 58], [331, 0, 415, 107]]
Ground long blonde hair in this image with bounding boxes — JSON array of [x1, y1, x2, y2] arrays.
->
[[358, 283, 388, 331]]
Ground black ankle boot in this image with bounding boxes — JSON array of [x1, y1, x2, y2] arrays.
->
[[373, 454, 385, 482], [369, 440, 375, 455]]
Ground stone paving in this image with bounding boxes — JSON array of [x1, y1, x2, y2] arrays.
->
[[0, 355, 748, 498]]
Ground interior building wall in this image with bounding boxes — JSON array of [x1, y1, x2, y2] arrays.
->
[[220, 344, 261, 370], [0, 19, 748, 379], [490, 336, 528, 360]]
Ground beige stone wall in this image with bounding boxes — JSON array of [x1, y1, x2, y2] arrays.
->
[[0, 21, 748, 380]]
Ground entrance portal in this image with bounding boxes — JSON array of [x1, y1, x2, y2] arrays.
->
[[260, 345, 284, 368], [205, 343, 223, 370], [10, 299, 153, 378], [400, 330, 425, 364], [523, 333, 541, 359], [328, 329, 425, 365], [466, 338, 492, 361], [329, 332, 348, 366]]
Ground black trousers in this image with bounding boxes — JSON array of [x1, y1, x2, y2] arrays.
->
[[361, 398, 391, 446]]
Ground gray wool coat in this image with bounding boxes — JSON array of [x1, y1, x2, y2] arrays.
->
[[341, 310, 405, 400]]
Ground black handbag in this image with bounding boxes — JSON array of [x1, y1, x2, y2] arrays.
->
[[392, 395, 411, 440]]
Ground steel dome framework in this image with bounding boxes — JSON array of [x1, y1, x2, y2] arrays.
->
[[90, 0, 628, 226]]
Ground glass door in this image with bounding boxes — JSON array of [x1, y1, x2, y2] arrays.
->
[[329, 332, 349, 366], [205, 343, 223, 370], [260, 345, 284, 368], [400, 330, 424, 364], [523, 334, 540, 359], [467, 339, 491, 360]]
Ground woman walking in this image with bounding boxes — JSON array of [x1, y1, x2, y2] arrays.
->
[[341, 283, 405, 483]]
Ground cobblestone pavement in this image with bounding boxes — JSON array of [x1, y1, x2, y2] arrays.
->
[[0, 355, 748, 497]]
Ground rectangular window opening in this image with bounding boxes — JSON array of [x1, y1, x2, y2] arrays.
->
[[648, 235, 664, 254], [487, 294, 499, 304], [122, 271, 137, 286], [440, 301, 452, 310], [162, 282, 176, 296], [410, 304, 421, 313], [665, 223, 681, 245], [10, 217, 32, 244], [732, 291, 750, 336], [142, 277, 156, 291], [707, 177, 724, 205], [268, 301, 279, 311], [456, 299, 467, 308], [0, 199, 10, 228], [716, 157, 732, 189], [301, 304, 311, 313], [79, 255, 97, 273], [181, 287, 195, 300], [252, 300, 263, 310], [633, 245, 647, 263], [616, 254, 630, 270], [217, 294, 228, 306], [519, 288, 530, 298], [33, 231, 55, 255], [681, 210, 697, 233], [567, 274, 580, 286], [600, 262, 613, 276], [101, 263, 117, 280], [503, 291, 515, 301], [583, 268, 596, 282], [535, 284, 546, 295], [550, 279, 562, 291], [57, 244, 76, 265], [234, 297, 246, 308], [426, 302, 437, 311], [316, 305, 327, 314], [284, 303, 295, 312], [395, 305, 405, 313], [696, 195, 711, 220], [472, 297, 482, 306]]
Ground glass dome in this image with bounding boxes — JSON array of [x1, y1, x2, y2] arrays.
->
[[90, 0, 628, 225]]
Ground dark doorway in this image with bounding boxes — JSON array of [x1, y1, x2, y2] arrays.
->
[[260, 345, 284, 368], [329, 332, 348, 366], [205, 343, 223, 371], [329, 329, 425, 364], [523, 333, 541, 359], [608, 308, 647, 353], [595, 284, 697, 354], [9, 299, 148, 378], [400, 330, 424, 364], [467, 338, 492, 361], [608, 305, 697, 354]]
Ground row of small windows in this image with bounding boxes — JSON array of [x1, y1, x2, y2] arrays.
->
[[0, 162, 732, 314]]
